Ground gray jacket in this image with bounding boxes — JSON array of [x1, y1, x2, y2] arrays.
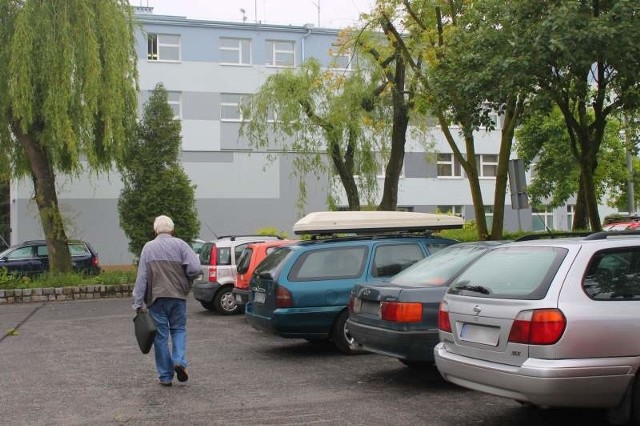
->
[[132, 233, 201, 309]]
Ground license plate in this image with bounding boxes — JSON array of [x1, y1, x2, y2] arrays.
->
[[360, 300, 381, 316], [254, 292, 266, 304], [459, 323, 500, 346], [235, 294, 243, 303]]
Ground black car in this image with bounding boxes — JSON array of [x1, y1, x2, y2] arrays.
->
[[0, 240, 101, 276], [347, 241, 505, 368]]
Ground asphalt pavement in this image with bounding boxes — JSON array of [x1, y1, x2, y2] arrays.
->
[[0, 297, 612, 425]]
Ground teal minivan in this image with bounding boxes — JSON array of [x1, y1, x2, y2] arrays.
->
[[245, 231, 458, 354]]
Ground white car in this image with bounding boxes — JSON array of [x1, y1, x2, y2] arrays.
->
[[435, 231, 640, 424]]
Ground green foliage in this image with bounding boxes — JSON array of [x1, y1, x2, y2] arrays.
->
[[256, 227, 289, 239], [0, 0, 139, 176], [118, 83, 200, 257], [239, 57, 388, 211], [517, 106, 630, 210], [0, 270, 136, 290]]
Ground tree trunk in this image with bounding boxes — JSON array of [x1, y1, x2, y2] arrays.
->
[[572, 178, 589, 230], [379, 49, 409, 211], [328, 139, 361, 211], [491, 96, 524, 240], [12, 122, 72, 273]]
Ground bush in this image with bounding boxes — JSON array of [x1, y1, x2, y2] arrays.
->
[[0, 270, 137, 290]]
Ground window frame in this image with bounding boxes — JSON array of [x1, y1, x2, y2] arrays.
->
[[477, 154, 498, 178], [147, 33, 181, 62], [220, 93, 246, 122], [266, 40, 295, 68], [437, 153, 463, 178], [220, 37, 252, 65]]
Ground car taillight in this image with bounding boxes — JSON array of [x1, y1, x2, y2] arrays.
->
[[508, 309, 566, 345], [92, 256, 99, 267], [380, 301, 422, 323], [276, 286, 293, 308], [438, 301, 452, 332], [208, 245, 218, 282]]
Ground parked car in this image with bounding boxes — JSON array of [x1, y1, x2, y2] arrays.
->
[[347, 241, 506, 369], [245, 211, 462, 354], [0, 239, 101, 276], [192, 235, 282, 315], [232, 239, 295, 307], [434, 231, 640, 423], [190, 239, 205, 255], [602, 214, 640, 231]]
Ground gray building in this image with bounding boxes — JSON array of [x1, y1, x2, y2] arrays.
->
[[9, 7, 601, 265]]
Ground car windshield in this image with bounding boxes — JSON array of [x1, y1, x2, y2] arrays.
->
[[0, 247, 10, 258], [390, 244, 491, 287], [448, 246, 568, 299]]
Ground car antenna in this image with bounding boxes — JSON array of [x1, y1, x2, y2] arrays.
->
[[204, 223, 218, 239]]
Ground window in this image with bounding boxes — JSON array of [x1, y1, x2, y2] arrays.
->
[[329, 44, 351, 70], [147, 34, 181, 61], [567, 205, 575, 230], [532, 206, 554, 232], [476, 154, 498, 177], [167, 91, 181, 119], [437, 153, 463, 177], [6, 246, 33, 260], [220, 37, 251, 65], [372, 244, 424, 278], [584, 248, 640, 300], [289, 247, 367, 281], [437, 205, 464, 218], [266, 40, 295, 67], [220, 93, 246, 121]]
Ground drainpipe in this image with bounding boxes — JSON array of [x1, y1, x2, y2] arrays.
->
[[301, 23, 314, 63]]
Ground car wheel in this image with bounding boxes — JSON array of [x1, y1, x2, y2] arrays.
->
[[332, 310, 364, 355], [214, 287, 241, 315], [199, 300, 216, 311], [398, 359, 434, 370]]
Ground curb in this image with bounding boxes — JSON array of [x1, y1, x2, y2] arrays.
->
[[0, 284, 134, 304]]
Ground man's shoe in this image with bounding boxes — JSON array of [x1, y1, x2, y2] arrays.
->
[[174, 364, 189, 383], [159, 381, 172, 387]]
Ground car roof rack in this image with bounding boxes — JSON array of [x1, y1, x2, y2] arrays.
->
[[215, 235, 282, 241], [515, 231, 594, 242], [293, 211, 463, 236], [584, 230, 640, 240]]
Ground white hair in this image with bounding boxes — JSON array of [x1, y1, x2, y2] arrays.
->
[[154, 215, 174, 234]]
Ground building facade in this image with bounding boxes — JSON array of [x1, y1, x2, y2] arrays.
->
[[9, 7, 602, 265]]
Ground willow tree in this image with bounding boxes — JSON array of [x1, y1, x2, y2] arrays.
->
[[0, 0, 138, 272], [240, 57, 388, 211]]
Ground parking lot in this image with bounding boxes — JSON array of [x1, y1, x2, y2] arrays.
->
[[0, 297, 611, 425]]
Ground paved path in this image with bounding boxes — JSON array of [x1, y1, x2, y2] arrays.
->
[[0, 298, 610, 425]]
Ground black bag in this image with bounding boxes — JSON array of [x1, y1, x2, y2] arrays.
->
[[133, 310, 157, 354]]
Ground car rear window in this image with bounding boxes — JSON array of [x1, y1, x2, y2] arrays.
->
[[391, 244, 490, 287], [583, 247, 640, 300], [448, 246, 568, 299], [372, 243, 424, 277], [289, 246, 367, 281], [254, 246, 292, 275], [236, 247, 253, 273], [218, 247, 231, 266], [199, 243, 214, 265]]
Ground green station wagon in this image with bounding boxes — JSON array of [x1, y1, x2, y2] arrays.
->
[[245, 211, 462, 354]]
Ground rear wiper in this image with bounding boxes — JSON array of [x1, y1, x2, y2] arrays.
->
[[454, 281, 491, 294]]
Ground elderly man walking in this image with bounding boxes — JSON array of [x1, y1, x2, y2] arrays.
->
[[132, 215, 201, 386]]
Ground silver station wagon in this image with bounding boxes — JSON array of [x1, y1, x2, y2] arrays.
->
[[434, 231, 640, 423]]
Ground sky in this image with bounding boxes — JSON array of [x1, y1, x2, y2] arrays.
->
[[136, 0, 376, 28]]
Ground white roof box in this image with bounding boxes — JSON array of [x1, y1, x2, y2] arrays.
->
[[293, 211, 464, 235]]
